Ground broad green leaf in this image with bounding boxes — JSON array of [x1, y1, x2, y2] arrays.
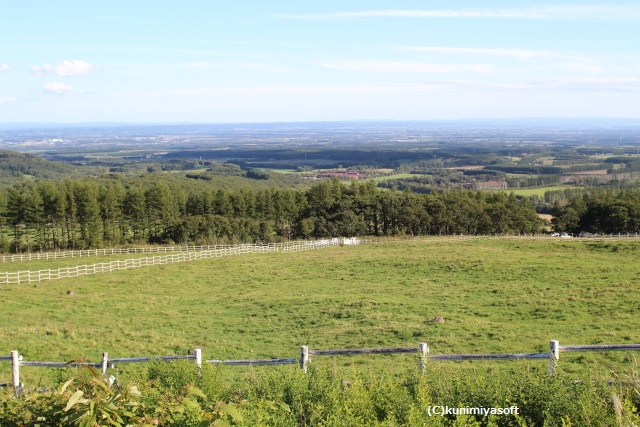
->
[[128, 385, 142, 397], [221, 403, 243, 422], [279, 402, 291, 412], [90, 376, 111, 391], [59, 378, 75, 394], [64, 390, 84, 412], [188, 385, 207, 399], [79, 415, 96, 427], [182, 397, 200, 409], [213, 419, 230, 427]]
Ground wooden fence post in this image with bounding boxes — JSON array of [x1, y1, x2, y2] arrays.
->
[[549, 340, 559, 374], [193, 348, 202, 369], [102, 352, 109, 380], [419, 342, 429, 374], [11, 350, 20, 397], [300, 346, 309, 373]]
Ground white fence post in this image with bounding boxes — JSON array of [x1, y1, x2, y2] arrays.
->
[[194, 348, 202, 369], [300, 346, 309, 372], [11, 350, 20, 397], [419, 342, 429, 374], [549, 340, 559, 374], [102, 352, 109, 380]]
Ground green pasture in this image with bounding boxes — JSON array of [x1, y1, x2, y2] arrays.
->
[[537, 156, 555, 165], [505, 173, 535, 178], [249, 167, 303, 174], [1, 238, 640, 385], [500, 186, 573, 197], [372, 173, 429, 181], [166, 167, 209, 174]]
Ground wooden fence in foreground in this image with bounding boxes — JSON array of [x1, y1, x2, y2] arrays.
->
[[4, 340, 640, 396]]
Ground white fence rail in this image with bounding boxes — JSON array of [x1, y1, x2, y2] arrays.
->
[[0, 239, 344, 285], [2, 234, 638, 285], [0, 244, 257, 263], [4, 340, 639, 397], [2, 233, 637, 264]]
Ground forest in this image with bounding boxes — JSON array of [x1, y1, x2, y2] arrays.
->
[[551, 190, 640, 234], [0, 176, 542, 252]]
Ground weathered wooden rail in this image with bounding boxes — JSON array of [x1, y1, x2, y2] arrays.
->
[[4, 340, 640, 397], [207, 358, 298, 366]]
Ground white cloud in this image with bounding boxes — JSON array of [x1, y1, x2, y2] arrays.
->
[[276, 5, 640, 21], [541, 77, 640, 92], [0, 63, 15, 72], [32, 60, 96, 76], [395, 46, 555, 60], [0, 97, 18, 104], [42, 82, 76, 96], [176, 62, 287, 72], [319, 61, 493, 74], [555, 62, 604, 74], [55, 60, 95, 76], [31, 63, 53, 76]]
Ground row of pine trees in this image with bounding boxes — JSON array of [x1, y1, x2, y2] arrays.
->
[[0, 177, 543, 252]]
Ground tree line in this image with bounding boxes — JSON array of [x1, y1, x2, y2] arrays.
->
[[0, 177, 543, 252], [552, 190, 640, 234]]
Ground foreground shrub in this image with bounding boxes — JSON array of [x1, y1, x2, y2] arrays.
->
[[3, 363, 640, 426]]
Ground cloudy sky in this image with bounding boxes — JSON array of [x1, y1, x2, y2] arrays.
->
[[1, 1, 639, 123]]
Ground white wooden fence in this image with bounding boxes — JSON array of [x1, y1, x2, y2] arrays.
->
[[0, 244, 268, 263], [1, 234, 638, 285], [1, 233, 636, 264], [0, 238, 361, 264], [0, 239, 344, 285], [4, 340, 640, 397]]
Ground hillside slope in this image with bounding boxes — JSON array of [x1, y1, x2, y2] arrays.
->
[[0, 149, 84, 185]]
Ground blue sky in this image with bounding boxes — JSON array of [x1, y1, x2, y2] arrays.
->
[[1, 1, 639, 123]]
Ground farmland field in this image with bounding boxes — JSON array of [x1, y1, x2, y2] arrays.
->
[[2, 237, 640, 385], [372, 173, 430, 181], [501, 186, 574, 197]]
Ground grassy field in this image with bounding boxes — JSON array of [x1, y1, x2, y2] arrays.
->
[[249, 167, 303, 174], [501, 186, 573, 197], [371, 173, 429, 181], [2, 237, 640, 385]]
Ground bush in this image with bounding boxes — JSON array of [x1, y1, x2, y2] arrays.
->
[[3, 364, 640, 426]]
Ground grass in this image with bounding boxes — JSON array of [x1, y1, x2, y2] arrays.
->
[[371, 173, 430, 181], [249, 167, 303, 174], [500, 186, 574, 197], [2, 237, 640, 385]]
